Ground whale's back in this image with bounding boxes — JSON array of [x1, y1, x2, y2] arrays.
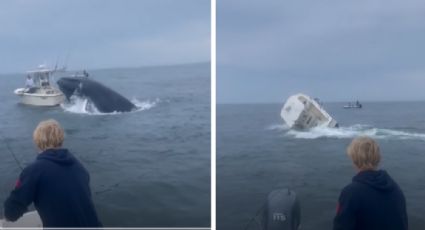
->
[[66, 78, 135, 113]]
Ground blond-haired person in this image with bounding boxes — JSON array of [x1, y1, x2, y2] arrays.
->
[[333, 136, 408, 230], [4, 119, 102, 227]]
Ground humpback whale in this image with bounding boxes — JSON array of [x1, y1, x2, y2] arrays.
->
[[57, 77, 136, 113]]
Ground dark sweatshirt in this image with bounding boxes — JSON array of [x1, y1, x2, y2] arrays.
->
[[4, 148, 102, 227], [333, 170, 408, 230]]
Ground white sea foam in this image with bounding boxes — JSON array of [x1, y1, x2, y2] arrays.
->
[[277, 123, 425, 141], [267, 123, 290, 131], [132, 98, 159, 111], [61, 96, 159, 115]]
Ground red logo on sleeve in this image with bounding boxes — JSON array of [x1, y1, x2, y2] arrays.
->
[[336, 202, 341, 214], [15, 179, 22, 188]]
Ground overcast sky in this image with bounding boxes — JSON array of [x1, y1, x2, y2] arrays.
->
[[0, 0, 210, 74], [217, 0, 425, 103]]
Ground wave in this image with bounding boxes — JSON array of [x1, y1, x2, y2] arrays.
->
[[274, 123, 425, 140], [60, 96, 159, 115]]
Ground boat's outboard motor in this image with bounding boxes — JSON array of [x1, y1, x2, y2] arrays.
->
[[263, 189, 300, 230]]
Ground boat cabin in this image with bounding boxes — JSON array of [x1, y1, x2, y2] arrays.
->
[[14, 65, 65, 106]]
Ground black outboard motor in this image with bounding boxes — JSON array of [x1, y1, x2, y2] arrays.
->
[[263, 189, 301, 230]]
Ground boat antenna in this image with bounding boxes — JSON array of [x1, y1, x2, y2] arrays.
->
[[63, 51, 70, 71], [54, 55, 60, 71], [1, 135, 24, 171]]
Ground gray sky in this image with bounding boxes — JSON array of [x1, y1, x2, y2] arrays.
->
[[218, 0, 425, 103], [0, 0, 210, 74]]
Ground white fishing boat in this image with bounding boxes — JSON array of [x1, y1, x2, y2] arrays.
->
[[281, 93, 338, 129], [14, 65, 65, 106], [0, 211, 42, 228]]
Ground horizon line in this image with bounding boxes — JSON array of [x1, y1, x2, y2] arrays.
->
[[0, 61, 211, 76], [217, 99, 425, 105]]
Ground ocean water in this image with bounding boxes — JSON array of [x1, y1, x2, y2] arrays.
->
[[217, 102, 425, 230], [0, 62, 211, 227]]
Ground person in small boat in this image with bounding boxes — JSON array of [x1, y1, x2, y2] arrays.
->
[[24, 75, 37, 93], [355, 101, 360, 107], [83, 70, 89, 78], [333, 136, 408, 230], [25, 75, 34, 88], [3, 119, 102, 227]]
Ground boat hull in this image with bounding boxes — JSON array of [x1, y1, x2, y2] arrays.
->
[[343, 106, 362, 109], [281, 93, 338, 129], [15, 88, 65, 106]]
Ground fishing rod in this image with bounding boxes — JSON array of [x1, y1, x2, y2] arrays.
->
[[244, 200, 266, 230], [1, 134, 24, 171]]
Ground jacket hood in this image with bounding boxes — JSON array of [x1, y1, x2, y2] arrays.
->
[[353, 170, 396, 192], [37, 148, 75, 166]]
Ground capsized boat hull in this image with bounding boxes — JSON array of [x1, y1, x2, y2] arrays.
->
[[281, 93, 338, 129]]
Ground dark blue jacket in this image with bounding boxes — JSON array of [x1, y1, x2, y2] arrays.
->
[[333, 170, 408, 230], [4, 148, 102, 227]]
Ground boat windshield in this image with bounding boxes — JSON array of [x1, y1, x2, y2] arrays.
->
[[29, 72, 52, 88]]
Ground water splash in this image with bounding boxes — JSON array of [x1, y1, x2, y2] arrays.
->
[[132, 98, 159, 111], [61, 96, 159, 115], [267, 123, 290, 131], [272, 123, 425, 141]]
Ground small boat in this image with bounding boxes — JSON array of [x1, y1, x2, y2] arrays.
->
[[0, 211, 42, 228], [281, 93, 338, 129], [343, 101, 362, 109], [14, 65, 65, 106], [69, 70, 90, 78]]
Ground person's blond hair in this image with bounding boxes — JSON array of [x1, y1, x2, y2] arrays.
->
[[347, 136, 381, 170], [33, 119, 64, 151]]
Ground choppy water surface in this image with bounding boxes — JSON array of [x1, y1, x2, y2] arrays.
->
[[218, 102, 425, 230]]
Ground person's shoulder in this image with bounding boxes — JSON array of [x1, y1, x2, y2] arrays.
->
[[20, 160, 46, 178], [342, 181, 358, 190], [383, 171, 406, 195], [33, 155, 50, 165], [337, 182, 367, 209], [341, 181, 367, 197]]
